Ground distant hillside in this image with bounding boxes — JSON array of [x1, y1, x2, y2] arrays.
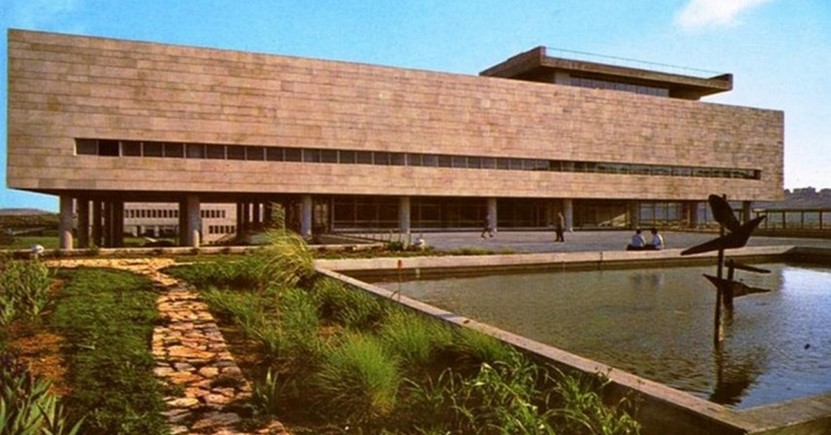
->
[[756, 188, 831, 209], [0, 208, 53, 216]]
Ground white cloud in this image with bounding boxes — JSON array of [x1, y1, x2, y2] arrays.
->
[[675, 0, 774, 30], [10, 0, 83, 30]]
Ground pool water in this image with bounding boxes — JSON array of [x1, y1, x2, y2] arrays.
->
[[381, 263, 831, 409]]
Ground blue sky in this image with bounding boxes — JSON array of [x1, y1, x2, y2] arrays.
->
[[1, 0, 829, 211]]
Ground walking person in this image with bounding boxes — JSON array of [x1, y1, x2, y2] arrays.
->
[[481, 214, 494, 238], [555, 212, 566, 242]]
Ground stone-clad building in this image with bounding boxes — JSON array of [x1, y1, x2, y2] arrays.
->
[[6, 30, 783, 249]]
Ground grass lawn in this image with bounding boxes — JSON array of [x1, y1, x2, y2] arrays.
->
[[1, 265, 169, 435]]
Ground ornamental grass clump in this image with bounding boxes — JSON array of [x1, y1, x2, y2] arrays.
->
[[314, 333, 401, 426], [245, 229, 314, 290], [379, 309, 452, 371], [0, 260, 51, 325]]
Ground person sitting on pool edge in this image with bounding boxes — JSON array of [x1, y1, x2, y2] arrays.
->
[[648, 227, 664, 250], [626, 228, 646, 251]]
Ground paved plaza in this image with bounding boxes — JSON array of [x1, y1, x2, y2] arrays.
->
[[408, 230, 830, 254]]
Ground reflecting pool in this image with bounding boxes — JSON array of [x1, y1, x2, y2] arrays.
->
[[379, 263, 831, 409]]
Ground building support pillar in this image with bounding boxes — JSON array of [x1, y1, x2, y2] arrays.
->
[[300, 195, 313, 239], [563, 199, 574, 232], [77, 198, 90, 249], [92, 200, 103, 248], [629, 201, 640, 230], [58, 195, 74, 250], [112, 201, 124, 248], [486, 197, 498, 234], [103, 201, 113, 248], [688, 201, 701, 229], [399, 196, 411, 245], [742, 201, 753, 224], [186, 195, 201, 248]]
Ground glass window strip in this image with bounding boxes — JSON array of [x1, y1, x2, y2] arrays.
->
[[73, 138, 761, 181]]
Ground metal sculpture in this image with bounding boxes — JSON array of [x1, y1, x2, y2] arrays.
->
[[681, 194, 769, 345]]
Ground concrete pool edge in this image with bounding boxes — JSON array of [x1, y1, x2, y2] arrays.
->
[[314, 245, 831, 434]]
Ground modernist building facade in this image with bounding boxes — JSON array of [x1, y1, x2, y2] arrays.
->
[[6, 30, 783, 249]]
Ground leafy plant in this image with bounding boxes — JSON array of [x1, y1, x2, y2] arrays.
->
[[245, 229, 314, 290], [0, 353, 84, 435]]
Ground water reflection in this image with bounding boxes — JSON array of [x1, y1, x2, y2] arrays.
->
[[378, 263, 831, 409]]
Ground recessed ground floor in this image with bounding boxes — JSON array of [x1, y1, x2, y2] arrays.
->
[[53, 191, 756, 249]]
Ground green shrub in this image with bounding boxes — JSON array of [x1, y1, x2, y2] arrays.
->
[[314, 333, 401, 426]]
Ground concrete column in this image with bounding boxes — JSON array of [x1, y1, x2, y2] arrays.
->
[[92, 200, 103, 248], [263, 202, 274, 227], [185, 195, 202, 248], [112, 201, 124, 248], [235, 203, 244, 235], [563, 199, 574, 231], [742, 201, 753, 223], [77, 198, 90, 248], [301, 195, 313, 238], [486, 197, 498, 234], [688, 201, 701, 228], [59, 195, 74, 250], [629, 201, 640, 230], [103, 201, 113, 248], [399, 196, 411, 242], [252, 202, 261, 226]]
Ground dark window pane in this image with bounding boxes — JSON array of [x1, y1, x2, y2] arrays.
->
[[321, 150, 338, 163], [339, 150, 356, 164], [451, 156, 467, 168], [374, 152, 390, 165], [163, 142, 184, 158], [509, 159, 523, 170], [407, 153, 422, 166], [304, 149, 320, 162], [227, 146, 246, 160], [186, 144, 205, 158], [467, 157, 481, 169], [356, 151, 372, 164], [99, 140, 119, 156], [496, 158, 510, 170], [206, 144, 225, 159], [266, 147, 284, 161], [246, 146, 265, 161], [121, 141, 141, 156], [438, 155, 452, 167], [422, 155, 438, 167], [390, 153, 406, 166], [285, 148, 302, 161], [144, 141, 163, 157], [76, 139, 97, 155], [481, 157, 496, 169]]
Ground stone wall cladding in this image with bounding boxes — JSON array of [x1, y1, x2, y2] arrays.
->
[[8, 29, 784, 201]]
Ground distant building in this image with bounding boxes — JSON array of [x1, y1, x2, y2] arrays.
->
[[123, 203, 237, 244], [6, 30, 784, 249]]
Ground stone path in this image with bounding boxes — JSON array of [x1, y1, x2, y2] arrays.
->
[[48, 258, 287, 435]]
